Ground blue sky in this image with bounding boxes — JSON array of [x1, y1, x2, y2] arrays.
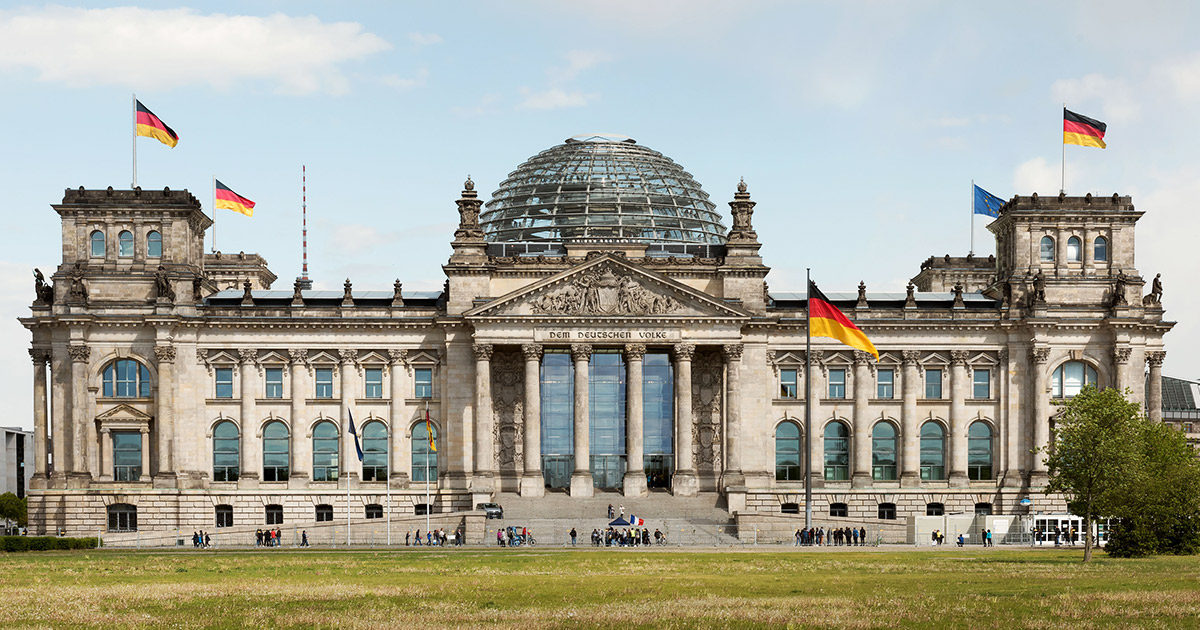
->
[[3, 1, 1199, 429]]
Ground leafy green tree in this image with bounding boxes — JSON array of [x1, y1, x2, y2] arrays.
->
[[0, 492, 25, 530], [1104, 419, 1200, 557], [1043, 386, 1142, 562]]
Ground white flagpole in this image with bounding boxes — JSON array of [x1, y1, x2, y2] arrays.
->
[[1061, 103, 1067, 194], [386, 418, 392, 546], [132, 94, 137, 189], [425, 401, 430, 537], [804, 268, 812, 531], [211, 176, 217, 253], [970, 180, 975, 256]]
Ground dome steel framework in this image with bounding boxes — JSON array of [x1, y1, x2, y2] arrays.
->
[[480, 135, 728, 245]]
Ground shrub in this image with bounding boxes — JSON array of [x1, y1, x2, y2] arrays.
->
[[0, 536, 99, 552]]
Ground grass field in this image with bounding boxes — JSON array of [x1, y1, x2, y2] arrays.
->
[[0, 548, 1196, 629]]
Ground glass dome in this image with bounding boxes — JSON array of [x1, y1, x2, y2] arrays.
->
[[481, 135, 728, 244]]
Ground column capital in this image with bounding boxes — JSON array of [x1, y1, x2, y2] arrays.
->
[[67, 344, 89, 363], [901, 349, 921, 365], [521, 343, 543, 361], [338, 348, 359, 364], [139, 426, 150, 435], [1030, 347, 1051, 364], [852, 350, 873, 366], [673, 343, 696, 361], [28, 348, 50, 366], [1113, 346, 1132, 365], [473, 343, 494, 361], [998, 348, 1009, 363], [239, 347, 258, 365], [387, 348, 408, 365], [570, 343, 592, 361], [154, 345, 177, 364], [1146, 350, 1166, 367], [100, 426, 111, 435], [950, 350, 970, 365], [722, 343, 743, 362], [624, 343, 647, 361], [288, 348, 308, 365]]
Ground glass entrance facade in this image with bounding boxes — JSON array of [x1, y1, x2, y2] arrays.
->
[[541, 351, 574, 489], [589, 352, 626, 489], [643, 352, 674, 488]]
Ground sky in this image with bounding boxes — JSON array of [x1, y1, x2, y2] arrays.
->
[[2, 1, 1199, 431]]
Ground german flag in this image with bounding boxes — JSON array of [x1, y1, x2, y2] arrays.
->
[[1063, 108, 1106, 149], [214, 180, 255, 217], [808, 280, 878, 360], [135, 100, 179, 148], [425, 408, 436, 452]]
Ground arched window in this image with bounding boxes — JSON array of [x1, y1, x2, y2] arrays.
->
[[412, 421, 437, 482], [102, 359, 151, 398], [926, 502, 944, 516], [1093, 236, 1108, 262], [90, 230, 105, 257], [312, 421, 340, 482], [362, 421, 388, 481], [1051, 361, 1098, 398], [823, 421, 849, 481], [215, 504, 233, 528], [872, 422, 897, 481], [774, 421, 802, 481], [1066, 236, 1082, 262], [262, 422, 289, 482], [919, 422, 946, 480], [967, 422, 993, 480], [212, 420, 239, 482], [1040, 236, 1055, 262], [107, 503, 137, 532], [147, 230, 162, 258], [118, 230, 134, 257]]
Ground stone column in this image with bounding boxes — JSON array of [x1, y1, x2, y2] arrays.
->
[[1113, 347, 1131, 393], [67, 344, 90, 477], [99, 427, 112, 481], [50, 347, 67, 482], [388, 349, 409, 487], [282, 348, 308, 485], [239, 348, 259, 485], [720, 343, 745, 490], [570, 343, 593, 497], [949, 350, 969, 487], [851, 350, 872, 488], [472, 343, 495, 494], [154, 345, 177, 484], [1082, 228, 1093, 274], [139, 427, 150, 482], [30, 350, 49, 478], [340, 349, 359, 488], [520, 343, 544, 497], [999, 348, 1022, 487], [1031, 347, 1051, 482], [1147, 351, 1166, 423], [623, 343, 647, 497], [671, 343, 698, 497], [900, 350, 921, 488]]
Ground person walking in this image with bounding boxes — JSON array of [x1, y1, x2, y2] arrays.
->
[[570, 527, 577, 547], [608, 504, 614, 519], [619, 504, 625, 519]]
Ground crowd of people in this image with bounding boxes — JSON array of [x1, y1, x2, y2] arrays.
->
[[406, 527, 463, 546], [191, 531, 210, 548], [590, 526, 664, 547], [496, 526, 534, 546], [255, 528, 282, 547], [794, 526, 868, 546]]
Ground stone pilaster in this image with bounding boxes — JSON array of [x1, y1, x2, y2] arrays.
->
[[623, 343, 647, 497], [98, 427, 112, 482], [851, 350, 872, 488], [520, 343, 544, 497], [30, 349, 49, 479], [900, 350, 921, 488], [1113, 346, 1132, 393], [67, 344, 90, 477], [154, 344, 177, 484], [948, 349, 969, 487], [720, 343, 745, 490], [1147, 351, 1165, 423], [139, 427, 150, 482], [570, 343, 593, 497], [999, 348, 1022, 487], [388, 349, 409, 487], [471, 343, 495, 494], [1030, 347, 1051, 484], [339, 349, 359, 488], [671, 343, 698, 497]]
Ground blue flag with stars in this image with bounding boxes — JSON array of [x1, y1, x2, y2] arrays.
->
[[973, 184, 1004, 218]]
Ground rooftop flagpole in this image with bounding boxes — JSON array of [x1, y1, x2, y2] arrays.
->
[[1061, 103, 1067, 194], [211, 175, 217, 253], [425, 401, 431, 537], [970, 179, 975, 256], [131, 94, 137, 189], [804, 267, 813, 531]]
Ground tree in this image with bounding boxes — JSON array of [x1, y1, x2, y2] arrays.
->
[[1104, 419, 1200, 557], [1042, 385, 1142, 562], [0, 492, 26, 531]]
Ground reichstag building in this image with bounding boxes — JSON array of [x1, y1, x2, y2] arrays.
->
[[22, 135, 1172, 536]]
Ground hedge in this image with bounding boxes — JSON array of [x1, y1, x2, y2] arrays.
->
[[0, 536, 99, 552]]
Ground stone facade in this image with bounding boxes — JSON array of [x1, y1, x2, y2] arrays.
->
[[21, 184, 1174, 537]]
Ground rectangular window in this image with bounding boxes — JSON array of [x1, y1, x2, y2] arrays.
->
[[828, 369, 846, 399], [780, 369, 798, 398], [112, 431, 142, 482], [925, 369, 943, 399], [973, 369, 991, 399], [877, 369, 894, 399], [264, 367, 283, 399], [215, 368, 234, 399], [315, 368, 333, 399], [364, 368, 383, 398], [414, 368, 433, 399]]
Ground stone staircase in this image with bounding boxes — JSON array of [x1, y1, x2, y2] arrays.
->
[[486, 490, 742, 547]]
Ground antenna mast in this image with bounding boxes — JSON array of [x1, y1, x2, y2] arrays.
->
[[296, 165, 313, 290]]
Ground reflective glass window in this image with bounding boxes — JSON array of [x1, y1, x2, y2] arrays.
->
[[215, 367, 234, 398], [1051, 361, 1098, 398], [780, 369, 798, 398], [920, 422, 946, 480], [312, 421, 339, 482], [973, 369, 991, 399], [828, 369, 846, 399], [90, 230, 105, 257], [103, 359, 151, 398], [1067, 236, 1082, 262], [262, 422, 289, 481], [212, 420, 239, 482], [1094, 236, 1108, 262], [1040, 236, 1055, 261], [412, 422, 437, 482], [968, 422, 993, 480], [872, 422, 897, 481], [147, 230, 162, 257], [118, 230, 133, 257], [264, 367, 283, 399], [362, 421, 388, 481], [925, 369, 942, 399], [315, 368, 333, 398], [877, 369, 894, 399], [775, 421, 802, 481], [364, 368, 383, 398], [112, 431, 141, 481], [414, 368, 433, 398], [824, 421, 849, 480]]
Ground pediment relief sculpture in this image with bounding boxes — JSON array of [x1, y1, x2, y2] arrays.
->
[[531, 266, 681, 316]]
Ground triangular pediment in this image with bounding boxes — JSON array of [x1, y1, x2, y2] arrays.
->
[[465, 254, 750, 320], [96, 403, 153, 422]]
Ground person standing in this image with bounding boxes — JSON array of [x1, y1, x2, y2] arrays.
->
[[570, 528, 577, 547]]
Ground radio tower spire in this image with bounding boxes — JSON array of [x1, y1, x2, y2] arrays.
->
[[296, 165, 313, 290]]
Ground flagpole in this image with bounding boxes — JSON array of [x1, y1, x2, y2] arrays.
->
[[347, 411, 352, 547], [211, 175, 217, 253], [131, 94, 137, 189], [386, 417, 391, 547], [1061, 103, 1066, 194], [804, 268, 813, 531], [425, 401, 430, 537], [970, 179, 975, 256]]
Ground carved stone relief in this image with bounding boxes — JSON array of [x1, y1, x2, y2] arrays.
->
[[691, 347, 723, 472], [490, 348, 524, 474], [531, 264, 681, 316]]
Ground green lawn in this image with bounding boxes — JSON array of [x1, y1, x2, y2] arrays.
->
[[0, 548, 1196, 628]]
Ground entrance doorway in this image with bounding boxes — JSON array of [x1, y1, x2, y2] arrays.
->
[[591, 455, 626, 489], [645, 454, 673, 488], [542, 455, 571, 489]]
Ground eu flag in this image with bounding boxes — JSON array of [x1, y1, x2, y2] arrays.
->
[[973, 184, 1005, 218], [348, 410, 364, 462]]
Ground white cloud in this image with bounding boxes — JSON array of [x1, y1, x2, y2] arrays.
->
[[518, 87, 590, 110], [548, 50, 613, 82], [380, 67, 429, 90], [0, 7, 391, 94], [1154, 53, 1200, 101], [408, 32, 442, 46], [1051, 73, 1141, 124], [452, 92, 502, 117], [1012, 157, 1061, 194]]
